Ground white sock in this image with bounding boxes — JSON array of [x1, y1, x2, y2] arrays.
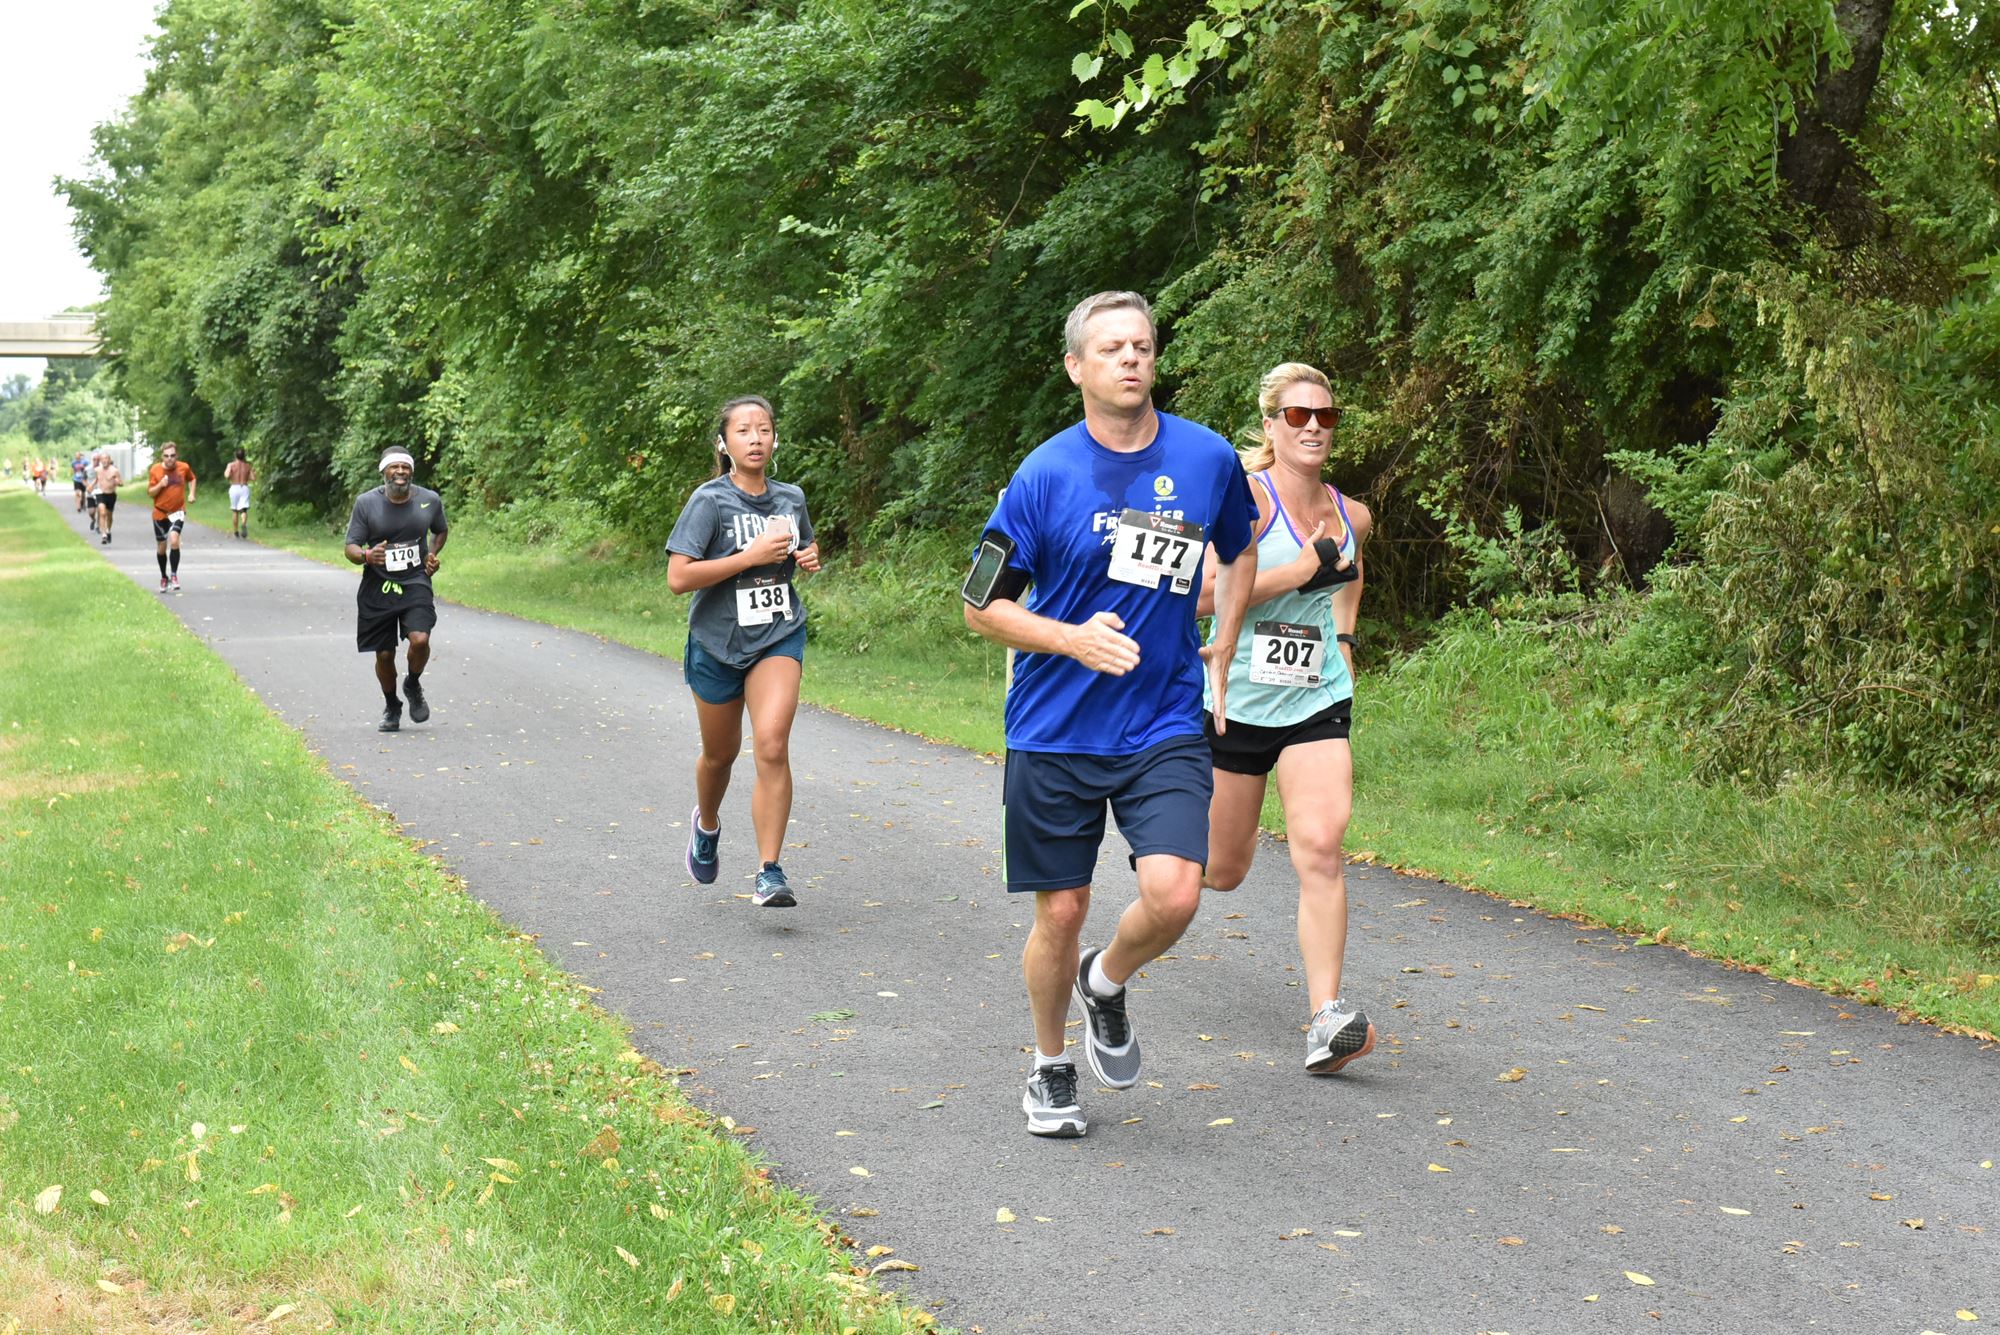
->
[[1034, 1049, 1067, 1070], [1087, 954, 1123, 998], [696, 813, 718, 836]]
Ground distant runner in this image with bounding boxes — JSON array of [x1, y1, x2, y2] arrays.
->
[[665, 394, 821, 909], [92, 453, 123, 545], [224, 449, 255, 539], [147, 444, 196, 592], [344, 450, 448, 733], [84, 452, 102, 532], [1197, 362, 1376, 1075], [963, 291, 1257, 1138], [71, 453, 89, 512]]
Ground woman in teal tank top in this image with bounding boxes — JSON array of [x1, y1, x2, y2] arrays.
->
[[1196, 362, 1376, 1075]]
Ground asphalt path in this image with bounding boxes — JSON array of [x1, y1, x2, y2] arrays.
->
[[49, 494, 1998, 1334]]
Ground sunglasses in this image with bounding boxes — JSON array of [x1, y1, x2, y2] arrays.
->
[[1277, 405, 1341, 429]]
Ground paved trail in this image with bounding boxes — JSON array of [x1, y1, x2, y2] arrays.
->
[[54, 497, 1998, 1334]]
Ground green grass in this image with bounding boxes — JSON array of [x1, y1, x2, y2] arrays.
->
[[189, 489, 2000, 1036], [0, 487, 931, 1333]]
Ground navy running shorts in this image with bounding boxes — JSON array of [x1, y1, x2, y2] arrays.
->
[[1001, 734, 1213, 893], [683, 623, 806, 706]]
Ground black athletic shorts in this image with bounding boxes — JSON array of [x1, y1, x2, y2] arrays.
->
[[151, 515, 185, 541], [1204, 698, 1352, 776], [73, 480, 87, 494], [95, 492, 117, 513], [356, 594, 438, 653]]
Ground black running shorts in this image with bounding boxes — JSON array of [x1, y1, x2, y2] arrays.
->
[[356, 597, 437, 653], [1204, 698, 1352, 777]]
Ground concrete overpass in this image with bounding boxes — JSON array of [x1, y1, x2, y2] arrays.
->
[[0, 318, 100, 358]]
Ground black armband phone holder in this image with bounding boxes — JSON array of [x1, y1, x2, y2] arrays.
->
[[963, 531, 1029, 609], [1299, 537, 1360, 592]]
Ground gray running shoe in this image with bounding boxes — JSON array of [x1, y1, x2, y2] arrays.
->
[[685, 806, 720, 884], [403, 675, 430, 723], [1023, 1061, 1086, 1138], [378, 701, 402, 733], [752, 862, 795, 908], [1306, 1000, 1376, 1075], [1073, 946, 1140, 1089]]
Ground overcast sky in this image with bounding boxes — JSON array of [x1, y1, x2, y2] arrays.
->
[[1, 1, 163, 383]]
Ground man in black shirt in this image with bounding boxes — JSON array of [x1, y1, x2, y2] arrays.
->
[[344, 449, 448, 732]]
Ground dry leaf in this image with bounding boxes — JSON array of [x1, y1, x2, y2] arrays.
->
[[1869, 1192, 1894, 1201], [1498, 1236, 1524, 1246], [871, 1259, 919, 1274], [433, 1021, 459, 1034], [710, 1294, 736, 1315], [345, 1204, 363, 1218], [483, 1158, 521, 1174], [1901, 1218, 1926, 1230], [266, 1304, 296, 1323], [866, 1246, 894, 1258], [1496, 1067, 1527, 1083], [1332, 1229, 1363, 1238], [398, 1055, 421, 1075], [1625, 1271, 1655, 1286], [1958, 1311, 1979, 1322], [850, 1167, 870, 1177], [1601, 1225, 1624, 1235], [995, 1208, 1016, 1224], [849, 1207, 879, 1217], [89, 1190, 109, 1207], [1147, 1227, 1176, 1236], [1719, 1208, 1750, 1216], [616, 1245, 640, 1269], [1208, 1118, 1234, 1127], [1427, 1164, 1451, 1173], [96, 1279, 123, 1294], [649, 1202, 669, 1220], [582, 1127, 620, 1160]]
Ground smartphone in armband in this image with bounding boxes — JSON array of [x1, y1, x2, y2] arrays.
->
[[963, 532, 1026, 609]]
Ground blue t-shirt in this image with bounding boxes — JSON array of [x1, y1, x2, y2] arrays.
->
[[983, 412, 1255, 756]]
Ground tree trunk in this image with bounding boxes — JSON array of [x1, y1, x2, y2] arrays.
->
[[1777, 0, 1895, 239]]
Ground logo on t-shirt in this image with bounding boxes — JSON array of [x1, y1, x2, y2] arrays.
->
[[728, 513, 796, 553], [1153, 474, 1177, 500]]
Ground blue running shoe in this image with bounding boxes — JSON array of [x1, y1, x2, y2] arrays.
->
[[752, 862, 795, 908], [685, 806, 720, 884]]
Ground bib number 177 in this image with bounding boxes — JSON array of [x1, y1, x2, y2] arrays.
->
[[1108, 509, 1205, 594]]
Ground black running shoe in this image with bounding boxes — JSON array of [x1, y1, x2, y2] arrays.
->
[[1023, 1061, 1087, 1138], [378, 701, 402, 733], [404, 675, 430, 723], [1074, 946, 1141, 1089]]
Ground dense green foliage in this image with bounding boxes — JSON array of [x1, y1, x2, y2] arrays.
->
[[0, 362, 130, 457], [62, 0, 2000, 807]]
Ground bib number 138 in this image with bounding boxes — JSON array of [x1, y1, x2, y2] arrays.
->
[[1108, 509, 1205, 594], [736, 576, 792, 626]]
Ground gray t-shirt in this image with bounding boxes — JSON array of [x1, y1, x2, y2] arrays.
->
[[346, 485, 448, 598], [666, 474, 813, 668]]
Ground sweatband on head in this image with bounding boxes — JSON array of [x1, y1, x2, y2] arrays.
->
[[378, 450, 416, 473]]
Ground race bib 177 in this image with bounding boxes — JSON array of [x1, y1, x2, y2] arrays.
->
[[1107, 509, 1205, 594]]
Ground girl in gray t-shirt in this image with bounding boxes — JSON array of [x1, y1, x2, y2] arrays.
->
[[665, 395, 822, 908]]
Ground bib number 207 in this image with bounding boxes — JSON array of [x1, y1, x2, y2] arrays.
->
[[1249, 621, 1323, 688]]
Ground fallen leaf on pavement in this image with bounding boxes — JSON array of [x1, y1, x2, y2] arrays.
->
[[1428, 1164, 1451, 1173], [871, 1259, 919, 1274], [1625, 1272, 1655, 1286], [1496, 1068, 1527, 1083], [996, 1208, 1016, 1224]]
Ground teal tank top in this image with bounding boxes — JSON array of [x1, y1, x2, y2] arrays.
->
[[1204, 471, 1356, 727]]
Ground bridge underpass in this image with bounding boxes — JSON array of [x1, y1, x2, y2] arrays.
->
[[0, 317, 99, 359]]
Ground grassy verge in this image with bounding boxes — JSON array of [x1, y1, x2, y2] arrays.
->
[[0, 488, 930, 1333], [188, 489, 1999, 1035]]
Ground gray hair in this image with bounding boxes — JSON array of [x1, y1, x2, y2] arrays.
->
[[1063, 291, 1156, 359]]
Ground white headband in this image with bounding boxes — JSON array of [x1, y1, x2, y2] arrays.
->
[[379, 450, 416, 473]]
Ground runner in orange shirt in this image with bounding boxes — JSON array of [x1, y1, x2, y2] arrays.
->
[[147, 443, 197, 593]]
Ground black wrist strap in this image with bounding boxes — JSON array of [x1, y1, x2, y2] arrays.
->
[[1336, 633, 1358, 648]]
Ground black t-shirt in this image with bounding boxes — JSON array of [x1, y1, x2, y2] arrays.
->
[[346, 485, 448, 606]]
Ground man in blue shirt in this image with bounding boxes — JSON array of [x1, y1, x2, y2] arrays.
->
[[964, 291, 1257, 1137]]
